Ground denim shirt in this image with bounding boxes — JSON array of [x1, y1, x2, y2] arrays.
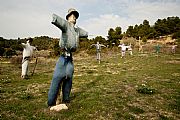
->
[[52, 14, 88, 52]]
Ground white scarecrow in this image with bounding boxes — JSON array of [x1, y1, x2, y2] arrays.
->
[[21, 38, 36, 79], [118, 43, 128, 58]]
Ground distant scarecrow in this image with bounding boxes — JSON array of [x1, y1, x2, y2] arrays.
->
[[171, 44, 178, 54], [21, 38, 36, 79], [48, 8, 88, 111], [155, 43, 161, 54], [91, 42, 106, 63], [118, 43, 128, 58]]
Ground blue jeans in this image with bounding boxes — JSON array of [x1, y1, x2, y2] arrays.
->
[[48, 55, 74, 106]]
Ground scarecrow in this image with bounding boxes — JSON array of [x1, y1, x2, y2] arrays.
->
[[91, 42, 106, 63], [171, 44, 178, 54], [48, 8, 88, 111], [21, 38, 36, 79], [155, 43, 161, 54], [118, 43, 128, 58]]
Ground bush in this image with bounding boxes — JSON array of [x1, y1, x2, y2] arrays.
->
[[10, 56, 22, 64], [142, 36, 147, 43], [0, 47, 5, 56], [3, 48, 17, 58], [137, 84, 156, 95], [172, 31, 180, 39], [121, 37, 136, 46]]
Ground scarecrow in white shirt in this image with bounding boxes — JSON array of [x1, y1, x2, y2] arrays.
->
[[118, 43, 128, 58], [21, 38, 36, 79]]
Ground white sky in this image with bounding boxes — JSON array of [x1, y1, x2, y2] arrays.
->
[[0, 0, 180, 39]]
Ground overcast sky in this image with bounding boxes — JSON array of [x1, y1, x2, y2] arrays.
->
[[0, 0, 180, 39]]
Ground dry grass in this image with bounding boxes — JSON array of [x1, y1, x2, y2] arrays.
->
[[0, 50, 180, 119]]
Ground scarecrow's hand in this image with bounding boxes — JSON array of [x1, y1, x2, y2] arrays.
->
[[51, 14, 57, 24]]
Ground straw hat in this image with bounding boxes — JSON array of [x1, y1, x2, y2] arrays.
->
[[66, 8, 79, 20]]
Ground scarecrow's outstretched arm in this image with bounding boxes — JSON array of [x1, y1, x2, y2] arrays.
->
[[101, 44, 106, 47], [90, 44, 96, 47], [78, 27, 88, 38], [21, 43, 27, 48], [51, 14, 67, 31]]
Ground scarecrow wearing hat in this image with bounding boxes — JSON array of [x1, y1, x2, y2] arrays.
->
[[48, 8, 88, 110], [21, 38, 36, 79]]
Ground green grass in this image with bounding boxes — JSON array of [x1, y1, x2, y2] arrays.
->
[[0, 51, 180, 119]]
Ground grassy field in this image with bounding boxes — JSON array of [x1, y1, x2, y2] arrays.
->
[[0, 50, 180, 120]]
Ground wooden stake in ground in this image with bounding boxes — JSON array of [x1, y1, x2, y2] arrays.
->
[[31, 57, 38, 76]]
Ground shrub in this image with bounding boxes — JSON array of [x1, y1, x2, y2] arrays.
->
[[137, 84, 156, 95], [10, 56, 22, 64], [3, 48, 17, 58]]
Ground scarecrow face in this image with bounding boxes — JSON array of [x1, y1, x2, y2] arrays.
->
[[68, 14, 77, 25]]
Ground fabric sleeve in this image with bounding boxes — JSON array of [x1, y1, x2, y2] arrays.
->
[[91, 44, 95, 47], [78, 27, 88, 38], [51, 14, 67, 31], [101, 44, 106, 47], [21, 43, 26, 48], [32, 46, 37, 51]]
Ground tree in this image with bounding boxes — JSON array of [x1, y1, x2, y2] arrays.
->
[[167, 16, 180, 33], [172, 31, 180, 39], [133, 24, 139, 39], [115, 27, 122, 35], [0, 47, 5, 56], [0, 37, 5, 48], [143, 19, 150, 27], [3, 48, 17, 58], [125, 17, 180, 40], [107, 28, 115, 40], [114, 27, 123, 40], [107, 27, 123, 46], [32, 36, 52, 50], [126, 26, 134, 37], [138, 24, 144, 38], [93, 36, 106, 44], [148, 27, 157, 39], [154, 19, 170, 36]]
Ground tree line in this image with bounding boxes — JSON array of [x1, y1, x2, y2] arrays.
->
[[0, 16, 180, 57], [0, 36, 56, 57], [107, 16, 180, 44]]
